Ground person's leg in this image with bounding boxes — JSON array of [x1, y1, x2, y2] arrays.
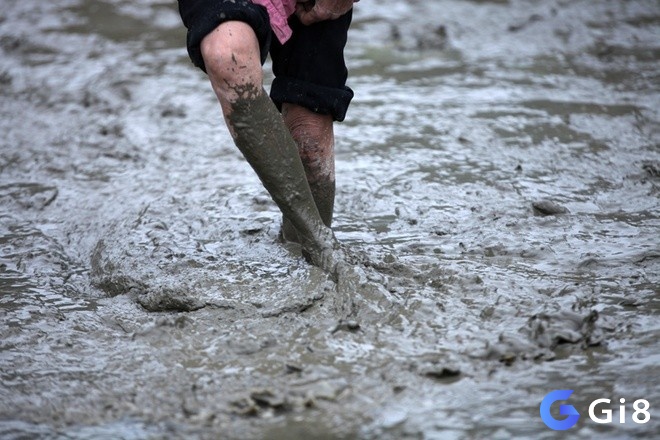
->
[[200, 22, 341, 273], [269, 10, 354, 243], [280, 104, 335, 242], [200, 22, 263, 121]]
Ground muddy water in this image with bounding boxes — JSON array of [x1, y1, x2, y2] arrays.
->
[[1, 0, 659, 438]]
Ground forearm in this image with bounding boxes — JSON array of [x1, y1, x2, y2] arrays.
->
[[296, 0, 359, 25]]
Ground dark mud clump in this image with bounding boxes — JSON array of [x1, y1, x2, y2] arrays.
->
[[135, 287, 206, 313], [532, 199, 570, 216]]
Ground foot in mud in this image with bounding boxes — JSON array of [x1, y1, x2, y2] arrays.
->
[[300, 229, 363, 322], [278, 217, 344, 278], [299, 226, 346, 277], [278, 216, 300, 244]]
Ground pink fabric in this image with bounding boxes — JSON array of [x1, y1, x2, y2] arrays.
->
[[252, 1, 359, 44], [251, 0, 297, 44]]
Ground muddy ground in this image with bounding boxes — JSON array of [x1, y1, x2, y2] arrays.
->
[[1, 0, 659, 438]]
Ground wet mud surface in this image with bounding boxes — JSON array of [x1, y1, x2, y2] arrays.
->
[[1, 0, 659, 438]]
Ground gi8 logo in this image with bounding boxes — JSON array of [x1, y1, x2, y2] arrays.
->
[[540, 390, 652, 430], [540, 390, 580, 430]]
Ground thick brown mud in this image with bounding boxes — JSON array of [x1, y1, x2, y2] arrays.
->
[[1, 0, 659, 439]]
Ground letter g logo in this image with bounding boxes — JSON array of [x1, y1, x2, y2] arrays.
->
[[540, 390, 580, 430]]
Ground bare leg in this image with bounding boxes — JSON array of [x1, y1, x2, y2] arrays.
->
[[280, 103, 335, 242], [201, 22, 341, 273]]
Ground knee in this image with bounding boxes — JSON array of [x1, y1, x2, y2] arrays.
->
[[200, 22, 263, 97], [283, 104, 335, 181], [282, 104, 334, 149]]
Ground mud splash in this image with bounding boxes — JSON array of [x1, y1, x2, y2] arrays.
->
[[1, 0, 659, 439]]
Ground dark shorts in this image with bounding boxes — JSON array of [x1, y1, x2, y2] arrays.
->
[[177, 0, 354, 121]]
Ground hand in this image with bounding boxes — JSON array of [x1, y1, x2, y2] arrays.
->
[[295, 0, 356, 26]]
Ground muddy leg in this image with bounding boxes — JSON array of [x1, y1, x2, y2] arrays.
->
[[280, 104, 336, 243], [228, 89, 343, 272], [201, 22, 342, 273]]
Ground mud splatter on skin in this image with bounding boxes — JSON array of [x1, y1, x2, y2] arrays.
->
[[280, 107, 337, 243], [1, 0, 659, 439]]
